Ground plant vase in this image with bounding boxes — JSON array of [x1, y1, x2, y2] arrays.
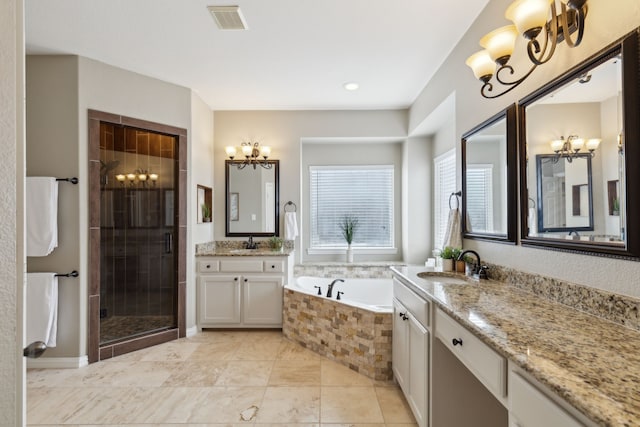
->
[[346, 244, 354, 263], [442, 258, 454, 272]]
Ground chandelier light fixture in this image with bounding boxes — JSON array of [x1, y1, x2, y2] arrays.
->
[[115, 169, 159, 186], [466, 0, 588, 99], [549, 134, 600, 163], [225, 141, 273, 169]]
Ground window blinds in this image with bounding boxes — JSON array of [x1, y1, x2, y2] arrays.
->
[[309, 165, 394, 248], [466, 165, 494, 232], [434, 150, 456, 250]]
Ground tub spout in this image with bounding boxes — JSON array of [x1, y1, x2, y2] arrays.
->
[[326, 279, 344, 298]]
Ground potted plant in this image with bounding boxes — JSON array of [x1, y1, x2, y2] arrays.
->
[[201, 203, 211, 223], [451, 247, 466, 273], [440, 246, 456, 272], [268, 236, 284, 252], [340, 215, 359, 263]]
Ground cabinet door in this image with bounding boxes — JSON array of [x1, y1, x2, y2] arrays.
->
[[199, 275, 241, 324], [242, 275, 283, 325], [392, 298, 410, 390], [408, 315, 429, 427]]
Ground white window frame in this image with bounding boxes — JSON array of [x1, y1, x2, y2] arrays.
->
[[307, 164, 396, 255], [433, 149, 456, 251]]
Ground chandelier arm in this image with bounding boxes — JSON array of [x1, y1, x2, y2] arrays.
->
[[480, 72, 531, 99], [527, 2, 558, 66]]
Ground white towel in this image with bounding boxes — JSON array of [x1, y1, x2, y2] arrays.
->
[[284, 211, 299, 241], [26, 273, 58, 348], [528, 207, 537, 235], [26, 177, 58, 256], [443, 208, 462, 249]]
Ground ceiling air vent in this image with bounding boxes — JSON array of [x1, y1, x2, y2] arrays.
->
[[208, 5, 248, 30]]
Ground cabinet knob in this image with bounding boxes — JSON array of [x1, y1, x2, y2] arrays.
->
[[244, 278, 248, 282], [234, 277, 238, 281], [271, 265, 275, 269], [206, 264, 211, 269], [398, 312, 409, 321], [452, 338, 463, 346]]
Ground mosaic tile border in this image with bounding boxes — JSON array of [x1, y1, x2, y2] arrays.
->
[[294, 262, 405, 279]]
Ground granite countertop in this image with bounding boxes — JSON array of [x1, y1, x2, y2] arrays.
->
[[196, 247, 294, 257], [391, 265, 640, 427]]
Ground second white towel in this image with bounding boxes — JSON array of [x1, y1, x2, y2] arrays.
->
[[26, 177, 59, 256], [26, 273, 58, 348], [284, 211, 299, 241]]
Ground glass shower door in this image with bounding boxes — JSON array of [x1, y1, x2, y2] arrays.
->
[[99, 124, 177, 345]]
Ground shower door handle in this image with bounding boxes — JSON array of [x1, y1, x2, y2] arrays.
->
[[164, 232, 173, 254]]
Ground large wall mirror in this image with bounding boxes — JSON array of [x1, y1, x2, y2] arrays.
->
[[225, 160, 279, 237], [519, 29, 640, 259], [462, 103, 517, 243]]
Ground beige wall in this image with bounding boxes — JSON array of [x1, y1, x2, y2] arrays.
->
[[1, 0, 24, 423], [213, 110, 409, 264], [410, 0, 640, 297], [26, 55, 198, 360]]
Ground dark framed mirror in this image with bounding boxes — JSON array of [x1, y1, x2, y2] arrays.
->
[[519, 28, 640, 259], [225, 160, 279, 237], [462, 103, 518, 243]]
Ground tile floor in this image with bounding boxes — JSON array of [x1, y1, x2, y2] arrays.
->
[[27, 330, 417, 426]]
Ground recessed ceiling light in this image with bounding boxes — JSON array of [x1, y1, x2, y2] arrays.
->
[[343, 82, 359, 91]]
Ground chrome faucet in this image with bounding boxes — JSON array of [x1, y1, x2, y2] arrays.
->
[[569, 230, 581, 239], [457, 250, 488, 279], [245, 235, 257, 249], [326, 279, 344, 298]]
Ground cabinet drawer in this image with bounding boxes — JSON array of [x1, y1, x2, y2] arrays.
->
[[435, 308, 506, 403], [263, 261, 284, 273], [198, 260, 219, 273], [509, 370, 583, 427], [219, 259, 263, 272], [393, 278, 429, 328]]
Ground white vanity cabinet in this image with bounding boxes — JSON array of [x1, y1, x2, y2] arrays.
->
[[508, 363, 596, 427], [197, 253, 293, 328], [392, 277, 430, 427]]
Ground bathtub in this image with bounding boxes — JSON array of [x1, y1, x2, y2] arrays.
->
[[283, 276, 394, 381], [287, 276, 393, 313]]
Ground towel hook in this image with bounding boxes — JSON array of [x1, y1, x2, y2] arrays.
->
[[449, 191, 462, 210], [284, 201, 297, 212]]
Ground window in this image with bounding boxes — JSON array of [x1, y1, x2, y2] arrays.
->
[[466, 164, 493, 232], [433, 150, 456, 250], [309, 165, 394, 250]]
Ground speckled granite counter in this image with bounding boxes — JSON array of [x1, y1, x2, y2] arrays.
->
[[391, 265, 640, 427], [195, 240, 294, 257]]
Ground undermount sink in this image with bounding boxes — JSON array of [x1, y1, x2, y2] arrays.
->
[[417, 272, 469, 285]]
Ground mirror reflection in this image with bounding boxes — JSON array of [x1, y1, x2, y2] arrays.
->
[[524, 56, 625, 244], [535, 153, 593, 233], [225, 160, 279, 236], [462, 104, 517, 243]]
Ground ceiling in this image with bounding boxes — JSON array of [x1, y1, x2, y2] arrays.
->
[[25, 0, 488, 111]]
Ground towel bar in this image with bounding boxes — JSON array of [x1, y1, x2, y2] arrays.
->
[[55, 270, 79, 278], [284, 201, 297, 212], [56, 177, 79, 184]]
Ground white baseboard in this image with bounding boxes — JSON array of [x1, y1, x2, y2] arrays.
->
[[27, 355, 89, 369], [186, 326, 198, 337]]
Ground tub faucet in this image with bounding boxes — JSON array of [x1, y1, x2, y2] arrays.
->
[[569, 230, 580, 239], [457, 250, 488, 279], [326, 279, 344, 298]]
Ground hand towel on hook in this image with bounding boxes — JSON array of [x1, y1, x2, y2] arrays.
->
[[285, 211, 299, 241]]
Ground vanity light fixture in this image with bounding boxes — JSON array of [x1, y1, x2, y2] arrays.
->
[[550, 134, 600, 163], [466, 0, 588, 99], [343, 82, 359, 91], [116, 169, 158, 186], [225, 141, 273, 169]]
